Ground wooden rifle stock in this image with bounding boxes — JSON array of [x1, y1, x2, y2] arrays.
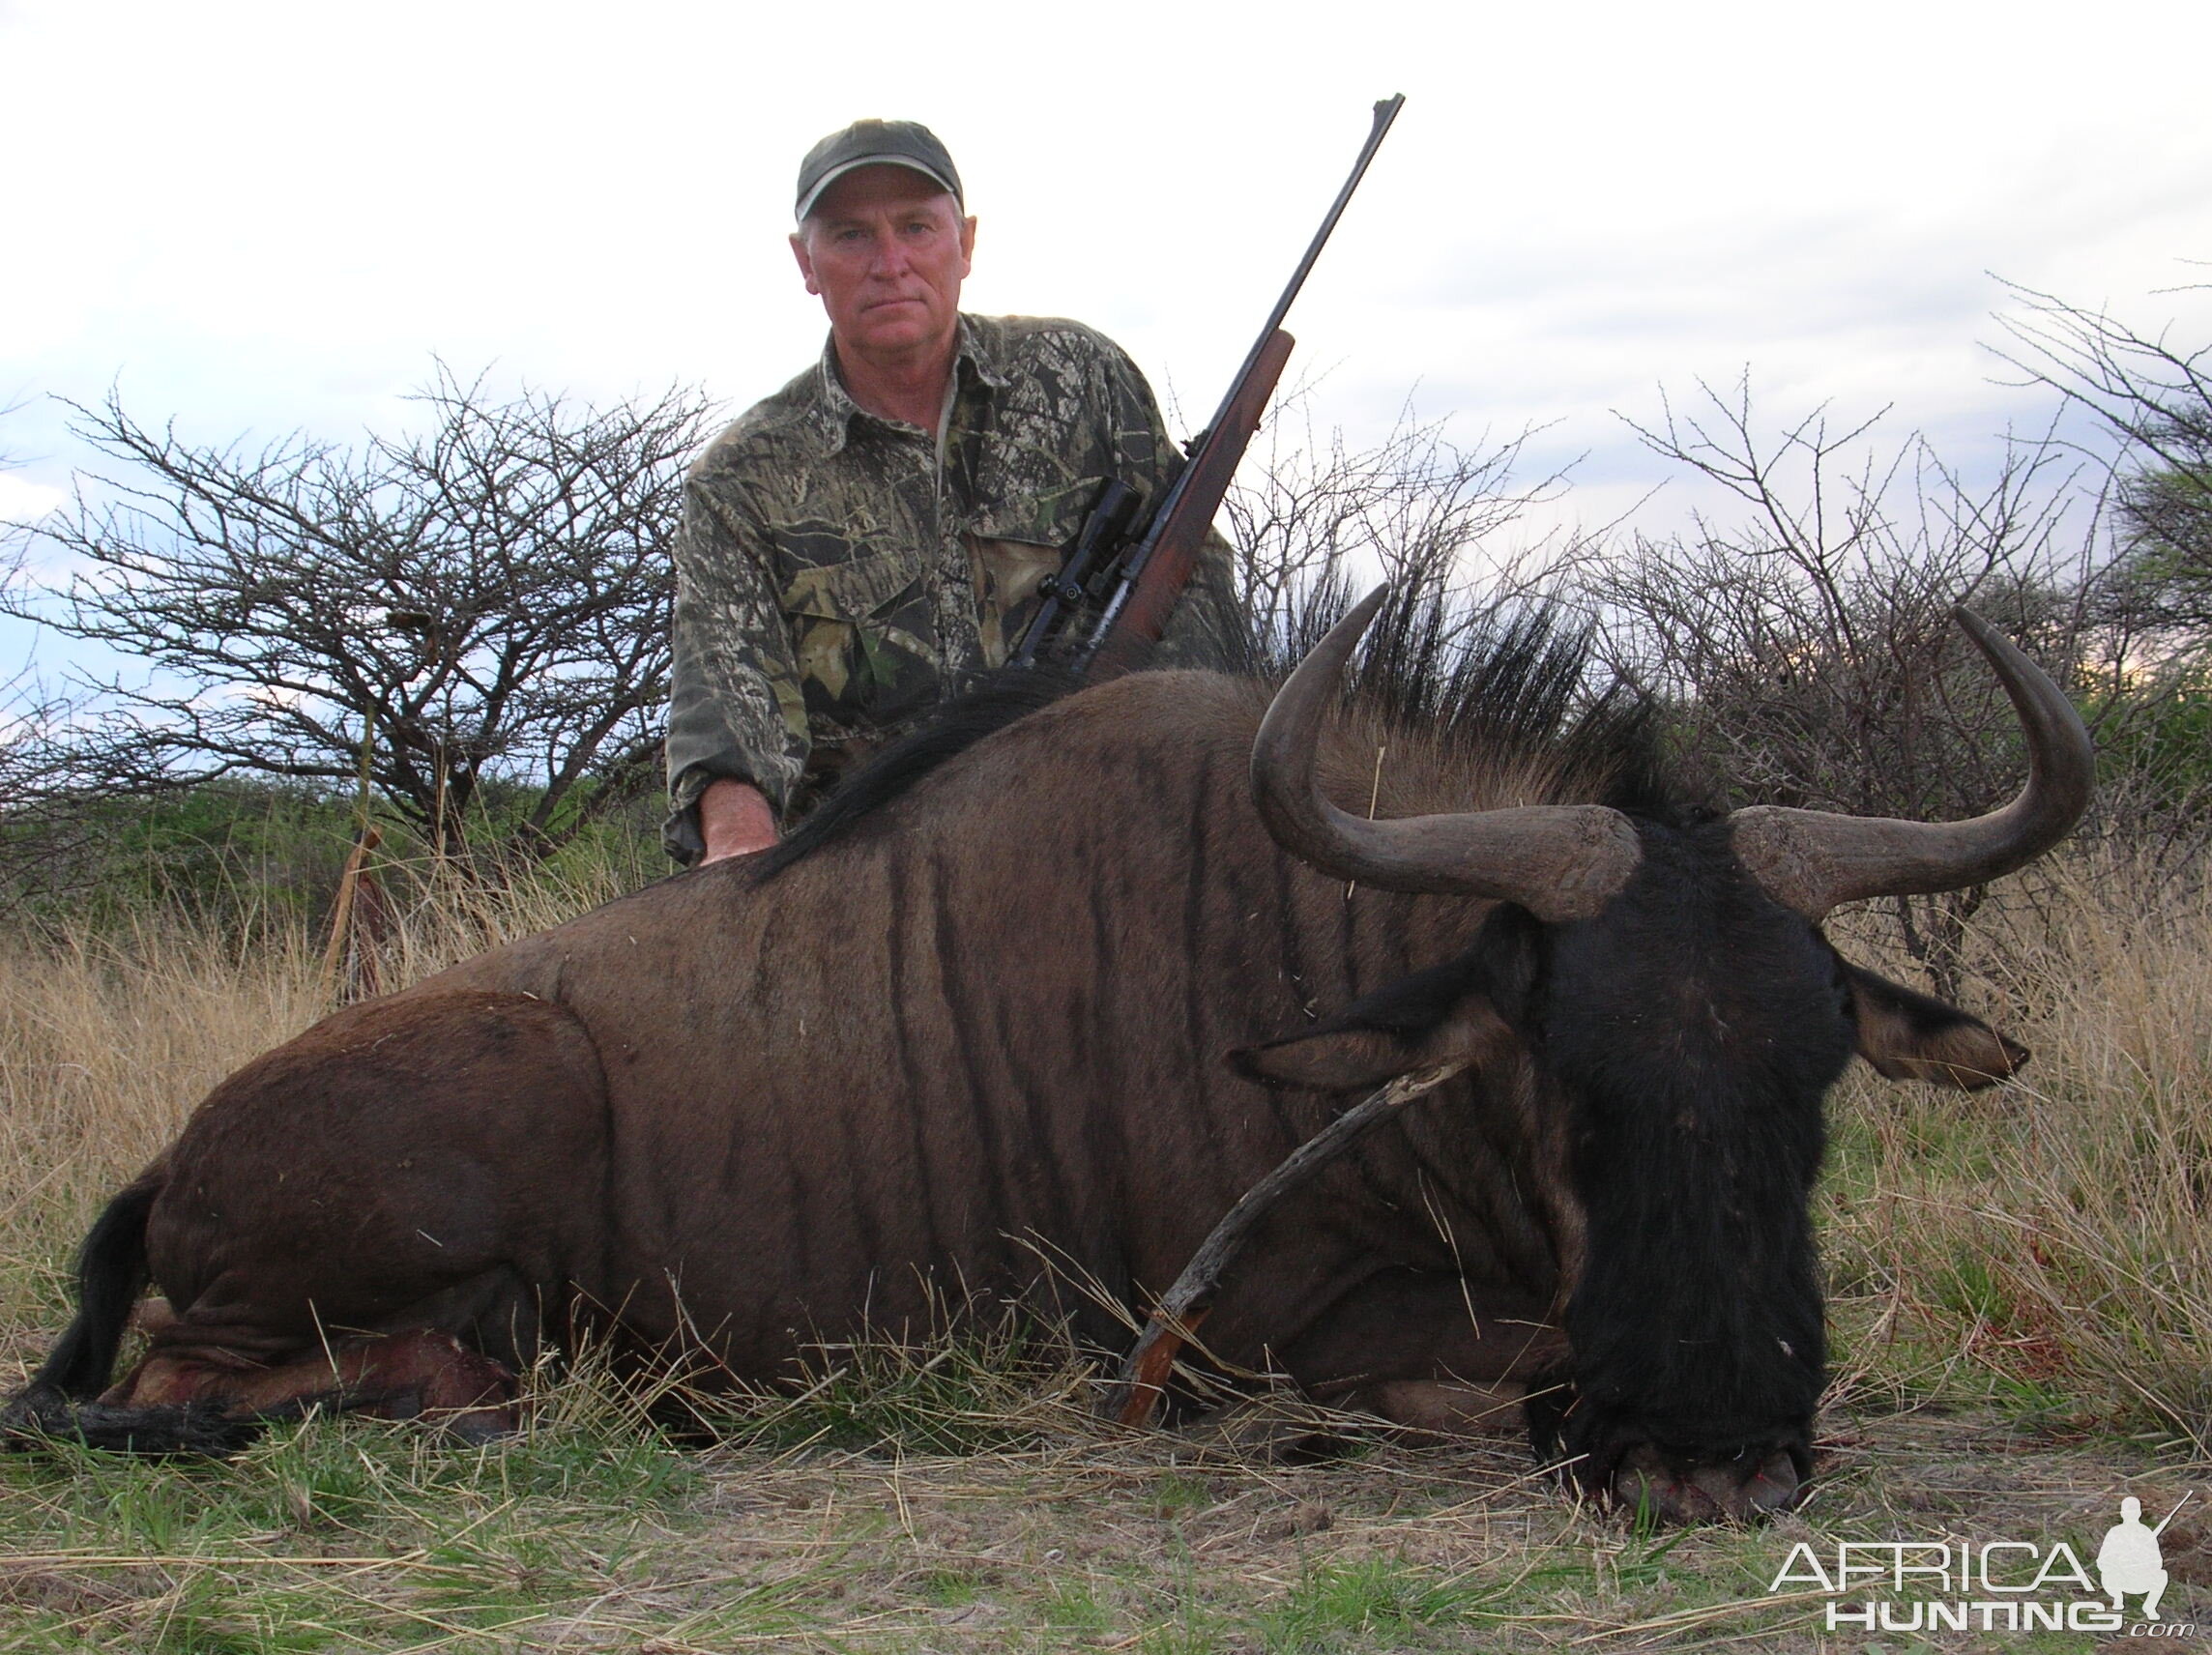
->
[[1081, 329, 1295, 678]]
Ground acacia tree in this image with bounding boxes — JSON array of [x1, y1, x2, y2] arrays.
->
[[0, 492, 105, 899], [1579, 376, 2137, 992], [1994, 279, 2212, 637], [1224, 398, 1579, 675], [20, 368, 713, 859], [0, 538, 61, 813]]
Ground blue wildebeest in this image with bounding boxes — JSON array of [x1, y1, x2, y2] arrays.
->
[[5, 592, 2089, 1520]]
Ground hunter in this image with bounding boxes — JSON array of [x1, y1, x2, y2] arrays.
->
[[664, 118, 1243, 863]]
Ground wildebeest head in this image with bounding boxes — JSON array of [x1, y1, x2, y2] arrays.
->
[[1235, 590, 2090, 1521]]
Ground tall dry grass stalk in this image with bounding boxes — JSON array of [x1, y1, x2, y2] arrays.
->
[[358, 847, 649, 987], [0, 859, 629, 1378], [1, 852, 2204, 1457], [0, 918, 323, 1356], [1824, 853, 2212, 1449]]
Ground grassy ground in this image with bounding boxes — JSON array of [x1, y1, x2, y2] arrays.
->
[[2, 1388, 2202, 1653], [1, 858, 2207, 1651]]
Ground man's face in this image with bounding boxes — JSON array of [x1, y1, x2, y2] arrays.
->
[[791, 166, 976, 362]]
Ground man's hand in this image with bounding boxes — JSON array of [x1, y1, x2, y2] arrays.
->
[[699, 778, 780, 862]]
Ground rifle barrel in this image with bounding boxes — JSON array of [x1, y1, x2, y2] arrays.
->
[[1077, 96, 1406, 664], [1199, 94, 1405, 445], [1052, 96, 1406, 674]]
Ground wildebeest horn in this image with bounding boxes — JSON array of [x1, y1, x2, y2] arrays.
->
[[1728, 607, 2094, 918], [1250, 588, 1644, 922]]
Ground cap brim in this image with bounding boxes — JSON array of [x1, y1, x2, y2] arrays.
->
[[795, 156, 960, 221]]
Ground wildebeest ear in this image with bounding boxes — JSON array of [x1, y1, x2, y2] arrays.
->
[[1229, 949, 1515, 1091], [1843, 960, 2028, 1090]]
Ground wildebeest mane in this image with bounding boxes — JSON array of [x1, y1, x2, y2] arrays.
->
[[750, 664, 1086, 879], [756, 585, 1689, 879], [1318, 588, 1684, 822]]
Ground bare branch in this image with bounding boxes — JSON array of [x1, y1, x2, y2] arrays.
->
[[13, 369, 715, 863]]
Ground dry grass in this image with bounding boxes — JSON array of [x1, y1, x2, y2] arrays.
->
[[1822, 857, 2212, 1454], [0, 857, 2207, 1649], [0, 857, 633, 1368], [0, 917, 326, 1363]]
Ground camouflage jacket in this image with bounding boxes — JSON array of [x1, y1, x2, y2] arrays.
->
[[664, 313, 1243, 860]]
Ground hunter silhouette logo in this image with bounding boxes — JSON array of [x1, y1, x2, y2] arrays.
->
[[1768, 1491, 2198, 1634], [2098, 1495, 2189, 1621]]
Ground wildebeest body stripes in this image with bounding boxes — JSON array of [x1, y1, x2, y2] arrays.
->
[[10, 602, 2087, 1521], [408, 677, 1525, 1373]]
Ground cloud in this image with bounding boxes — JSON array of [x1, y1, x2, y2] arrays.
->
[[0, 473, 64, 527], [0, 0, 2205, 624]]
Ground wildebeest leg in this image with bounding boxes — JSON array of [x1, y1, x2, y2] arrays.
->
[[1105, 1063, 1471, 1426], [1347, 1379, 1528, 1436], [1276, 1266, 1565, 1431], [106, 1328, 517, 1441], [1301, 1266, 1808, 1519], [97, 991, 609, 1448]]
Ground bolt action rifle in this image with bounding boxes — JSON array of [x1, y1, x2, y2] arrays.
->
[[1011, 95, 1406, 678]]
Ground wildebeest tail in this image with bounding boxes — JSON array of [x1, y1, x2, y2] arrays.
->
[[2, 1389, 262, 1456], [0, 1176, 263, 1456], [33, 1178, 160, 1397]]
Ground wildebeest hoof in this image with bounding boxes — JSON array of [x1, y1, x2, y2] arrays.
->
[[1608, 1441, 1803, 1524]]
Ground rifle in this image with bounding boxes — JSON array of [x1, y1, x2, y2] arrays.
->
[[1011, 95, 1406, 677]]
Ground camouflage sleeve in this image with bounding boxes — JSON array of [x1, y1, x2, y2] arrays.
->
[[663, 473, 810, 859], [1090, 334, 1250, 669], [1155, 525, 1248, 670]]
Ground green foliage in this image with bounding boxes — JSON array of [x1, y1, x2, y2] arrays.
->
[[1259, 1557, 1489, 1650], [0, 775, 668, 938], [0, 781, 359, 930], [2111, 460, 2212, 634], [0, 1410, 709, 1652], [1042, 1578, 1113, 1631], [915, 1566, 983, 1608], [2084, 662, 2212, 809]]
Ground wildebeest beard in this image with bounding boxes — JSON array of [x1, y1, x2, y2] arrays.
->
[[4, 593, 2085, 1527], [1517, 829, 1848, 1513]]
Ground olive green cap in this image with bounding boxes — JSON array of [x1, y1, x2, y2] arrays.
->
[[795, 119, 963, 222]]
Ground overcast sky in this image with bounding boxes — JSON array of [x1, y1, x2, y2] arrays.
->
[[3, 0, 2208, 668]]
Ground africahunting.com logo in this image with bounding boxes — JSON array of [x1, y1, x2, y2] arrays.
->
[[1767, 1495, 2195, 1636]]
